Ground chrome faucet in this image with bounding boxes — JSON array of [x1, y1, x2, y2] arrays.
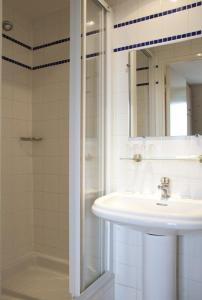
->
[[158, 177, 170, 200]]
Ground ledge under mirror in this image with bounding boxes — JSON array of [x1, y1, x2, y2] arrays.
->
[[129, 37, 202, 138]]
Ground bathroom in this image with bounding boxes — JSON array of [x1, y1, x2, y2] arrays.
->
[[1, 0, 202, 300]]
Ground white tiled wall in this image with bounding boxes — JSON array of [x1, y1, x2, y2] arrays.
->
[[33, 9, 69, 46], [1, 5, 33, 273], [109, 0, 202, 299], [32, 10, 69, 261], [1, 3, 69, 274]]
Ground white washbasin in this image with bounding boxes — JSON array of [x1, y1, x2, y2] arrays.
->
[[92, 192, 202, 235]]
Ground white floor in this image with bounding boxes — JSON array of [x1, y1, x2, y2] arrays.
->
[[2, 265, 72, 300]]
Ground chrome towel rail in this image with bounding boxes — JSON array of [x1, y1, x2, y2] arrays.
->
[[120, 154, 202, 163]]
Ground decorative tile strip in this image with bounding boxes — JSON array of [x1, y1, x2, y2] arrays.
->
[[136, 67, 149, 71], [114, 30, 202, 53], [33, 53, 99, 69], [33, 30, 100, 50], [137, 82, 149, 86], [114, 1, 202, 29], [86, 52, 100, 59], [2, 56, 32, 69], [86, 29, 100, 36], [2, 51, 99, 70], [33, 59, 70, 70], [33, 37, 70, 51], [3, 29, 100, 52], [3, 34, 32, 50]]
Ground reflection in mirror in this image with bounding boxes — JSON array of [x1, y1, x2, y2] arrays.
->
[[129, 50, 151, 137], [129, 37, 202, 138]]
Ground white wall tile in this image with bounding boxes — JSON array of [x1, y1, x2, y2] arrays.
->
[[115, 284, 137, 300], [188, 6, 202, 32], [1, 5, 33, 272], [111, 1, 202, 299], [2, 3, 69, 273], [32, 10, 69, 262]]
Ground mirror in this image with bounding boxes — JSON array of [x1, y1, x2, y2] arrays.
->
[[129, 37, 202, 138]]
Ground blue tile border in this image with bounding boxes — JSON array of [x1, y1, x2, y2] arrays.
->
[[33, 30, 100, 51], [2, 51, 100, 70], [2, 56, 32, 69], [33, 59, 70, 70], [33, 52, 99, 69], [136, 66, 149, 71], [86, 52, 100, 59], [114, 1, 202, 29], [2, 29, 100, 52], [33, 37, 70, 51], [3, 34, 32, 50], [137, 82, 149, 87], [113, 29, 202, 53], [86, 29, 100, 36], [2, 34, 70, 51]]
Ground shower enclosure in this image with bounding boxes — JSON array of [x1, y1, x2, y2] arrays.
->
[[0, 0, 112, 299], [1, 0, 70, 299]]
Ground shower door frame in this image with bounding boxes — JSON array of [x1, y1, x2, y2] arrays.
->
[[69, 0, 112, 298], [0, 0, 2, 297]]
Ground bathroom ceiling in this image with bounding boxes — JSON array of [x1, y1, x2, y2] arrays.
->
[[171, 60, 202, 85], [6, 0, 69, 19]]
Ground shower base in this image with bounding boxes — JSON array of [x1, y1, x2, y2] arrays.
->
[[2, 263, 72, 300]]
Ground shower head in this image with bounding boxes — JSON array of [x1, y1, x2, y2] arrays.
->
[[3, 20, 13, 32]]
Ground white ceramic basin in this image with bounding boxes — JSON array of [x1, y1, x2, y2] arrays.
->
[[92, 192, 202, 235]]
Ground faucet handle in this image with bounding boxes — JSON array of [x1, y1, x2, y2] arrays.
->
[[160, 177, 170, 185]]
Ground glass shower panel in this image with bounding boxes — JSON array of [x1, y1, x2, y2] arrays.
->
[[81, 0, 106, 292]]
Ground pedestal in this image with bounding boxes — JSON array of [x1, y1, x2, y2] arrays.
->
[[143, 233, 177, 300]]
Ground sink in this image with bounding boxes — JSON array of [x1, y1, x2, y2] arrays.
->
[[93, 193, 202, 300], [92, 192, 202, 235]]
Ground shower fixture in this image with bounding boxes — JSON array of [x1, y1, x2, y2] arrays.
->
[[2, 20, 13, 31], [20, 137, 43, 142]]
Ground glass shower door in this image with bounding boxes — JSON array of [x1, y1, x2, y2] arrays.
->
[[69, 0, 110, 297], [81, 0, 106, 291]]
